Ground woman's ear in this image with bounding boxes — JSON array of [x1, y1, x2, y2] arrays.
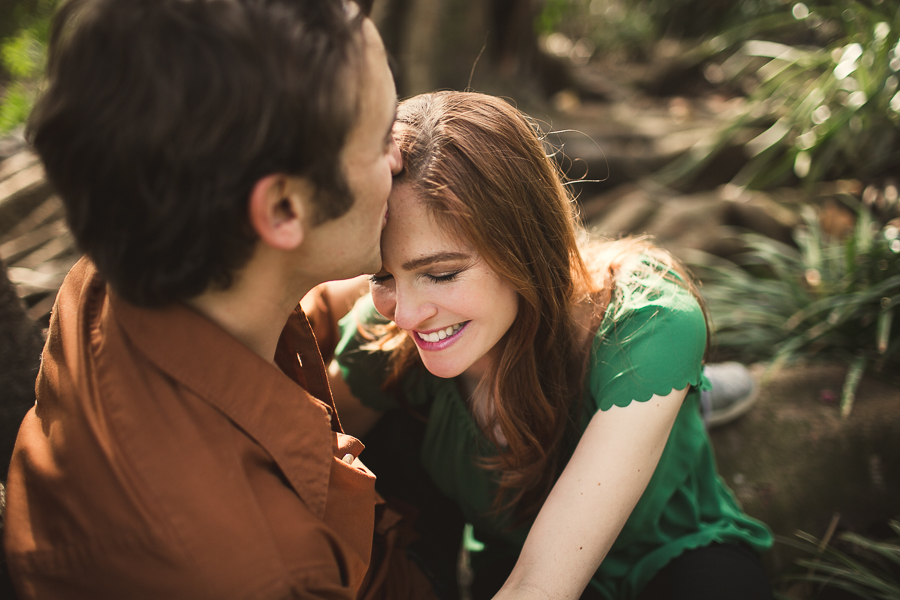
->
[[248, 174, 314, 250]]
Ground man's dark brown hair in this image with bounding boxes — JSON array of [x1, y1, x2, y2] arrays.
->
[[29, 0, 367, 306]]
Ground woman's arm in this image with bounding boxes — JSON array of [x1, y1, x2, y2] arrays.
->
[[299, 276, 385, 437], [492, 386, 688, 600], [300, 275, 370, 363], [327, 360, 384, 438]]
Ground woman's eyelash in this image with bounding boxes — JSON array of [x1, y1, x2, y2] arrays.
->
[[370, 270, 462, 285], [426, 271, 460, 283]]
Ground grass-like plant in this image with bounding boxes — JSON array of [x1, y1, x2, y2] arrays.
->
[[699, 204, 900, 416], [660, 0, 900, 191], [776, 520, 900, 600]]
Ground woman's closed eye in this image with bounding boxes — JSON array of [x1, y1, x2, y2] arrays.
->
[[425, 271, 461, 284], [371, 268, 465, 287], [369, 272, 393, 285]]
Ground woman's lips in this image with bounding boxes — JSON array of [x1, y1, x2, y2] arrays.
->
[[411, 321, 469, 351]]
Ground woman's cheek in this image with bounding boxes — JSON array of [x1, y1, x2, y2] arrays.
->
[[370, 287, 395, 321]]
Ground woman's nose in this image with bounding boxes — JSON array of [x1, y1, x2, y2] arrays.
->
[[392, 287, 437, 332]]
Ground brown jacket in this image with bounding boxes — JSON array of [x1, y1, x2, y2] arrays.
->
[[4, 258, 433, 600]]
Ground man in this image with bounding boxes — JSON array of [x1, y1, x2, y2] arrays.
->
[[3, 0, 435, 598]]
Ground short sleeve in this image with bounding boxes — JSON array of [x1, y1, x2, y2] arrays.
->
[[588, 275, 707, 413], [333, 295, 401, 411]]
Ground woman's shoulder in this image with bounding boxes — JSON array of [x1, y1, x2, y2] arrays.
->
[[581, 244, 704, 330], [581, 249, 707, 411]]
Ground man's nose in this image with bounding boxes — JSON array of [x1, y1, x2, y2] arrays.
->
[[388, 137, 402, 176]]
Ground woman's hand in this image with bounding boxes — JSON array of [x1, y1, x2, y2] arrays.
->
[[492, 387, 688, 600]]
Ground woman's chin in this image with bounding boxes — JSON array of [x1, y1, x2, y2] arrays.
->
[[419, 357, 466, 380]]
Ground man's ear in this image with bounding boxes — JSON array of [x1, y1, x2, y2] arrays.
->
[[248, 175, 315, 251]]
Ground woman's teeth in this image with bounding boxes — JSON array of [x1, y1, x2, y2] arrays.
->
[[417, 323, 463, 343]]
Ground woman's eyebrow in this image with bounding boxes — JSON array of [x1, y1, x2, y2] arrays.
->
[[402, 252, 470, 271]]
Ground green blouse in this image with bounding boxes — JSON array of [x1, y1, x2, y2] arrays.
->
[[335, 272, 772, 600]]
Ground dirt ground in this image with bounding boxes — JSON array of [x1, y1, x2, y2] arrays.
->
[[708, 361, 900, 582]]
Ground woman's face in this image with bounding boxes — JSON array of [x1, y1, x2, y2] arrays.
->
[[370, 183, 519, 381]]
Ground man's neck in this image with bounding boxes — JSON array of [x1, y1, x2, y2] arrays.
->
[[186, 254, 313, 364]]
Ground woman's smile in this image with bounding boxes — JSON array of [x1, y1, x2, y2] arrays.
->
[[412, 321, 470, 349]]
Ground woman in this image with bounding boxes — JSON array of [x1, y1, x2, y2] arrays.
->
[[326, 91, 773, 600]]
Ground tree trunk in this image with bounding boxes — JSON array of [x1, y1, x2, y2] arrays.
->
[[372, 0, 569, 102]]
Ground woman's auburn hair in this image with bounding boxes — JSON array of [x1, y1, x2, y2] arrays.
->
[[371, 91, 704, 523]]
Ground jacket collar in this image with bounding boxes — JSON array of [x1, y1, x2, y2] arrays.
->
[[110, 286, 336, 518]]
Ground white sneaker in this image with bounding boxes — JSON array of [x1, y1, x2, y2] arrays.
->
[[700, 362, 759, 428]]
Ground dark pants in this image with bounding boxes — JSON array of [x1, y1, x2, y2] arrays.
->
[[635, 542, 774, 600], [472, 543, 772, 600]]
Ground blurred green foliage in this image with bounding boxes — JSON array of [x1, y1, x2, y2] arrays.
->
[[536, 0, 666, 59], [668, 1, 900, 191], [535, 0, 802, 59], [699, 203, 900, 415], [0, 0, 56, 134], [538, 1, 900, 190]]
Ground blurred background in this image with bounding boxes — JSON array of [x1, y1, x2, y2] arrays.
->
[[2, 1, 900, 598]]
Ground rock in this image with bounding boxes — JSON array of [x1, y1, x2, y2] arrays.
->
[[0, 258, 43, 482], [0, 128, 26, 164], [582, 184, 660, 237], [579, 182, 811, 266], [540, 90, 733, 199], [642, 191, 727, 244], [722, 191, 801, 246], [0, 150, 53, 239], [709, 361, 900, 575], [0, 145, 78, 326]]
